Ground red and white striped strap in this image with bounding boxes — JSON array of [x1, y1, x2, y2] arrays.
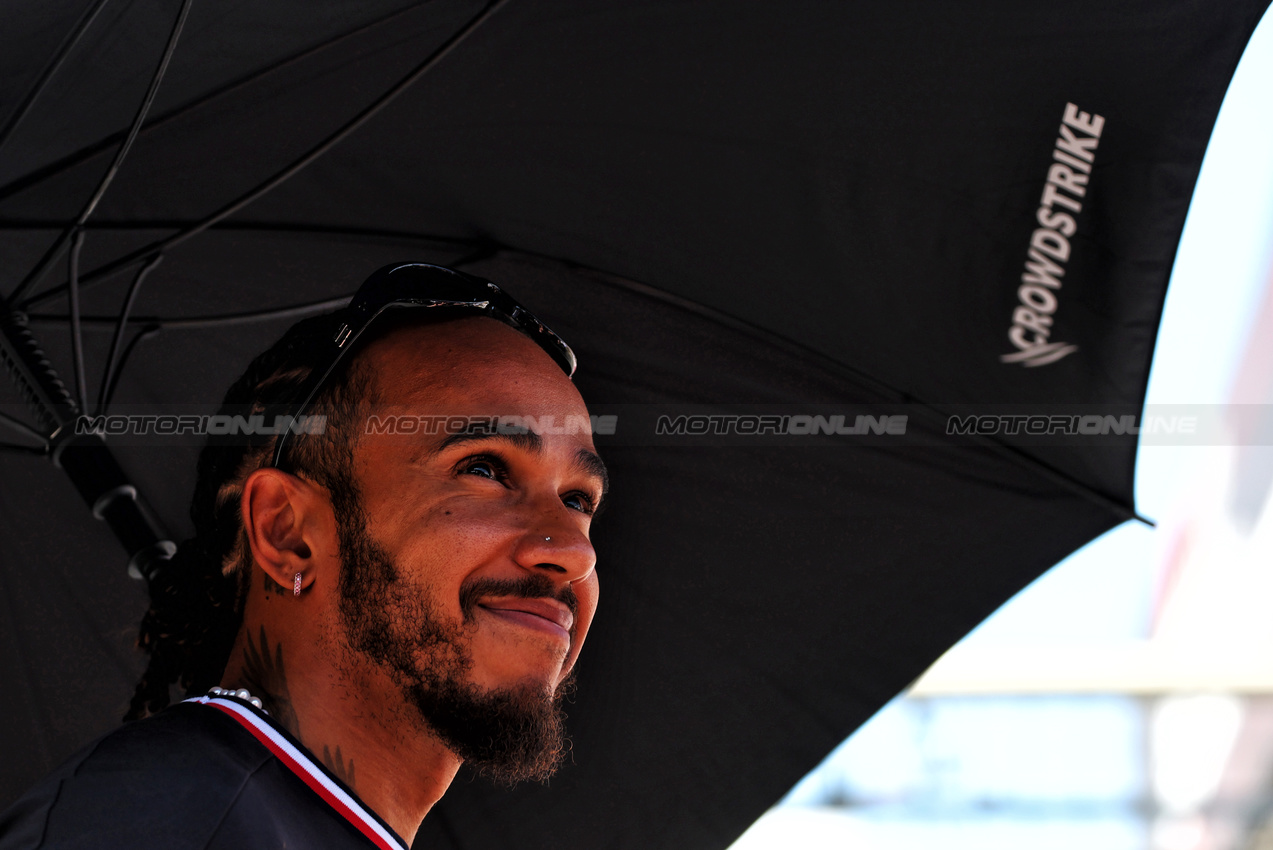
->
[[186, 695, 407, 850]]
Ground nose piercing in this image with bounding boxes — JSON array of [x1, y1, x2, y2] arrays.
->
[[545, 536, 551, 541]]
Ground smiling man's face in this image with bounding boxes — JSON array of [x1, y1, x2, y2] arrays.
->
[[331, 316, 604, 778]]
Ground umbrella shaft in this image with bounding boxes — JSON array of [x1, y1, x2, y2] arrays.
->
[[0, 309, 76, 433], [1, 311, 173, 580]]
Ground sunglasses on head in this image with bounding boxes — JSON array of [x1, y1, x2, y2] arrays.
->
[[270, 262, 577, 469]]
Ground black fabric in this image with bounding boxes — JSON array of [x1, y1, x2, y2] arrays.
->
[[1, 3, 1271, 849], [0, 702, 391, 850]]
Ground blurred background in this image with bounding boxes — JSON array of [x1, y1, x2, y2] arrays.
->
[[728, 7, 1273, 850]]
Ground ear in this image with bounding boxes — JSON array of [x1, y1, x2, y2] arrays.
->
[[241, 467, 330, 593]]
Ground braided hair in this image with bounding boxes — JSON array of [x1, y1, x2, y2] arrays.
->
[[126, 309, 375, 721]]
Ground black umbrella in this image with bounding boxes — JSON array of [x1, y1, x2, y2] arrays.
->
[[1, 2, 1268, 847]]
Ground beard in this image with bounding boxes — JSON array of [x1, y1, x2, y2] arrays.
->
[[330, 482, 575, 783]]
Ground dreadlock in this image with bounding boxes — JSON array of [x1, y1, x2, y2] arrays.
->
[[125, 309, 375, 721]]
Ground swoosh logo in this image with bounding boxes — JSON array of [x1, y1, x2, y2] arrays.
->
[[1000, 342, 1079, 367]]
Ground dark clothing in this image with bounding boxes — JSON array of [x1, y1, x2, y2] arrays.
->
[[0, 696, 406, 850]]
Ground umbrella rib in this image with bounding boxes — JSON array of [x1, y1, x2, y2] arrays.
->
[[0, 2, 431, 206], [66, 230, 90, 413], [96, 254, 162, 414], [578, 263, 1152, 526], [96, 325, 160, 414], [0, 219, 486, 245], [0, 0, 112, 158], [8, 0, 194, 307], [26, 294, 356, 411], [28, 294, 355, 331], [961, 432, 1153, 526], [19, 0, 513, 311]]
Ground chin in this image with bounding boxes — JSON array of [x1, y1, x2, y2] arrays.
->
[[472, 646, 570, 689], [472, 667, 561, 697]]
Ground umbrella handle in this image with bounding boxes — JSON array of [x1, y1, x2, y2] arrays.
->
[[1, 310, 174, 581], [51, 433, 175, 582]]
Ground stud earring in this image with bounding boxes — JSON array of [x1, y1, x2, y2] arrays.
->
[[293, 572, 302, 597]]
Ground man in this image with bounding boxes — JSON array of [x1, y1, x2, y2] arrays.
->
[[0, 264, 607, 849]]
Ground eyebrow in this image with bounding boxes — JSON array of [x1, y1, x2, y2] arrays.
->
[[433, 428, 610, 499], [572, 447, 610, 500], [435, 427, 544, 456]]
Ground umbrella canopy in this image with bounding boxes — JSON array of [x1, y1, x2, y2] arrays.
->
[[1, 2, 1267, 847]]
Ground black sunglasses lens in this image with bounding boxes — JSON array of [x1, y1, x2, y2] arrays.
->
[[371, 266, 489, 305]]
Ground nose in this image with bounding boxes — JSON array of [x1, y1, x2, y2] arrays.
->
[[512, 510, 596, 585]]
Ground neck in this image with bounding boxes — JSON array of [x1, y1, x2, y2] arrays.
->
[[220, 618, 461, 845]]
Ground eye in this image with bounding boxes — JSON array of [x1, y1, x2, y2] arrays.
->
[[562, 491, 596, 515], [457, 455, 509, 483]]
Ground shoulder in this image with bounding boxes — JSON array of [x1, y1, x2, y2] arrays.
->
[[0, 703, 270, 850], [0, 702, 389, 850]]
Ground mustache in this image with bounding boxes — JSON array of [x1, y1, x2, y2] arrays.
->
[[459, 574, 579, 624]]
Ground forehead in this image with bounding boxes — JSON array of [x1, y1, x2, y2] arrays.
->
[[351, 317, 607, 497], [356, 316, 589, 421]]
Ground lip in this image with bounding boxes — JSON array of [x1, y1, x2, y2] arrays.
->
[[477, 597, 574, 642]]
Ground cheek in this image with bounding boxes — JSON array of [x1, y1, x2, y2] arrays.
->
[[580, 572, 599, 618], [370, 498, 509, 567], [568, 573, 600, 653]]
